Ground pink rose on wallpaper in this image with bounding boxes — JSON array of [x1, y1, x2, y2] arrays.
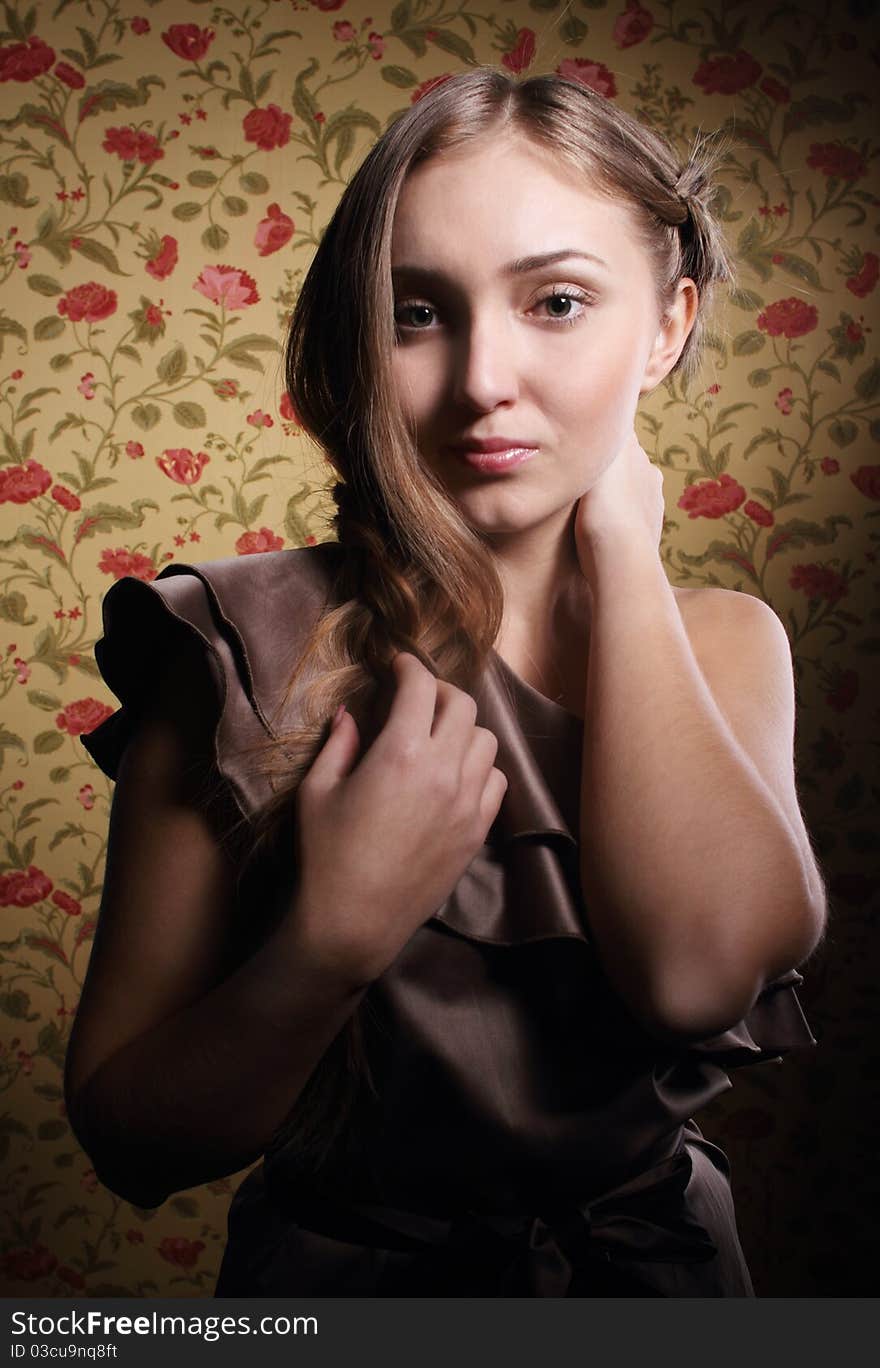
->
[[333, 21, 356, 41], [235, 527, 284, 555], [57, 282, 117, 323], [158, 1237, 205, 1269], [98, 547, 157, 581], [0, 865, 53, 907], [612, 1, 654, 49], [0, 36, 55, 82], [254, 203, 294, 257], [311, 0, 349, 11], [825, 669, 858, 713], [157, 448, 210, 485], [0, 1245, 58, 1280], [56, 699, 114, 736], [102, 126, 164, 165], [162, 24, 215, 62], [806, 141, 866, 181], [51, 484, 81, 512], [54, 61, 85, 89], [502, 29, 536, 75], [789, 563, 848, 603], [743, 499, 774, 527], [145, 234, 178, 280], [411, 74, 453, 103], [131, 17, 150, 36], [757, 297, 818, 338], [0, 459, 52, 505], [850, 465, 880, 500], [367, 31, 384, 61], [52, 890, 83, 916], [759, 76, 790, 103], [555, 58, 617, 98], [279, 392, 299, 423], [242, 103, 292, 151], [693, 51, 761, 95], [677, 473, 747, 519], [846, 251, 878, 297], [193, 265, 259, 309]]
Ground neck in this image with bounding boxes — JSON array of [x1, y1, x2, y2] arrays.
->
[[489, 504, 593, 650]]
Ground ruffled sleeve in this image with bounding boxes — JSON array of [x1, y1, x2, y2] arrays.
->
[[682, 966, 817, 1069], [80, 565, 276, 860]]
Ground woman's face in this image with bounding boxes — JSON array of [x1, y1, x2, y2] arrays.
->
[[389, 132, 679, 543]]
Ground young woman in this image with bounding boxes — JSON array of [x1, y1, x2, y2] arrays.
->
[[65, 68, 825, 1298]]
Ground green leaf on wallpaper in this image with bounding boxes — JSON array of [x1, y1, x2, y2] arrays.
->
[[240, 172, 270, 195], [428, 29, 477, 63], [828, 419, 858, 448], [381, 66, 418, 89], [391, 0, 413, 27], [33, 316, 66, 342], [559, 14, 588, 43], [0, 989, 36, 1020], [173, 401, 207, 430], [33, 731, 65, 755], [202, 223, 229, 251], [220, 333, 280, 355], [0, 725, 26, 767], [131, 403, 161, 431], [171, 1196, 201, 1218], [223, 350, 260, 372], [729, 288, 763, 311], [0, 591, 36, 625], [27, 274, 64, 296], [732, 330, 766, 356], [72, 499, 159, 542], [782, 94, 866, 138], [765, 515, 852, 560], [855, 360, 880, 402], [239, 66, 256, 104], [678, 540, 759, 583], [18, 527, 66, 564], [396, 32, 427, 57], [73, 236, 126, 277], [37, 1120, 68, 1142], [157, 345, 187, 384], [748, 369, 772, 387], [817, 360, 841, 382], [188, 170, 218, 188], [293, 61, 321, 124], [75, 74, 164, 123], [49, 767, 70, 783], [172, 201, 203, 222], [222, 196, 248, 217], [0, 315, 28, 350], [0, 103, 70, 147], [773, 252, 821, 289], [27, 690, 62, 711], [0, 171, 38, 208], [50, 353, 73, 371]]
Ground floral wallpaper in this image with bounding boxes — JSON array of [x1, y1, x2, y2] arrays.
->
[[0, 0, 877, 1298]]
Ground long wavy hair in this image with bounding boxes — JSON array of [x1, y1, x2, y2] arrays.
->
[[227, 66, 737, 1177]]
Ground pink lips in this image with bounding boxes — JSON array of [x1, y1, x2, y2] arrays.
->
[[443, 437, 539, 474]]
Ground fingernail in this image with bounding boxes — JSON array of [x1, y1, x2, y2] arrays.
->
[[331, 702, 346, 731]]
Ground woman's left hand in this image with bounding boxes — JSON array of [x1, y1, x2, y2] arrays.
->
[[573, 429, 666, 583]]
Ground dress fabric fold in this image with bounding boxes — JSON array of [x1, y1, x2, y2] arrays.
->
[[81, 542, 817, 1297]]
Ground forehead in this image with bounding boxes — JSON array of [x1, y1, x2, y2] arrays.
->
[[391, 132, 642, 269]]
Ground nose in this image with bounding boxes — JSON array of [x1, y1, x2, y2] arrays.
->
[[449, 308, 520, 413]]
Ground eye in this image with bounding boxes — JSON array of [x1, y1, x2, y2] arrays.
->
[[393, 301, 436, 332], [532, 288, 594, 327]]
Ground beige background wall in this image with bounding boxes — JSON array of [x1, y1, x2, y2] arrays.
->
[[0, 0, 877, 1296]]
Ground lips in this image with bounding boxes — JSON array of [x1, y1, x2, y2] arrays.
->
[[444, 436, 539, 454]]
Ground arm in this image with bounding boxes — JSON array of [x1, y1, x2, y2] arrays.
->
[[574, 438, 827, 1040], [64, 653, 367, 1209]]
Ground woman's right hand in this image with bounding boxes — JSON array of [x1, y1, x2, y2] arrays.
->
[[291, 651, 508, 989]]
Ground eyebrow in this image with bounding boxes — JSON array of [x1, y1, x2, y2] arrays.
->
[[390, 248, 610, 282]]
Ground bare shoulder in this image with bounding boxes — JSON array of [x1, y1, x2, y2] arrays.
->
[[672, 585, 786, 659]]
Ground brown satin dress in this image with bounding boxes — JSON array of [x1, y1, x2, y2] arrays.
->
[[81, 541, 816, 1298]]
